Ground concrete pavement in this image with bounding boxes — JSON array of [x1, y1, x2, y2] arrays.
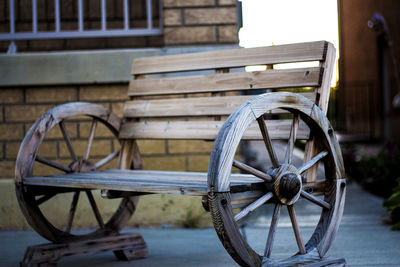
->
[[1, 183, 399, 266]]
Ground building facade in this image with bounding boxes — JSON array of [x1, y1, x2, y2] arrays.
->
[[0, 0, 241, 229]]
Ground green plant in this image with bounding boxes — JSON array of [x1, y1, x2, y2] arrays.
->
[[343, 141, 400, 198], [343, 141, 400, 230], [383, 178, 400, 230], [175, 210, 204, 228]]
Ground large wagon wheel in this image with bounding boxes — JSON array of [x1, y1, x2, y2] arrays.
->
[[15, 102, 139, 243], [208, 92, 346, 266]]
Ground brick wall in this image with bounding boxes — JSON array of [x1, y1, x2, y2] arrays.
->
[[0, 82, 217, 230], [0, 0, 240, 229], [1, 0, 239, 52], [163, 0, 238, 45], [0, 84, 124, 178], [0, 83, 216, 180], [0, 0, 163, 52]]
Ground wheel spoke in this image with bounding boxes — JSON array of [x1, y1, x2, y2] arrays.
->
[[59, 120, 77, 161], [65, 191, 80, 233], [232, 160, 272, 182], [264, 203, 281, 258], [35, 156, 71, 173], [83, 119, 98, 161], [284, 114, 299, 165], [257, 117, 279, 168], [298, 151, 328, 174], [85, 190, 104, 229], [300, 190, 331, 210], [36, 193, 57, 205], [287, 205, 306, 254], [234, 192, 273, 222], [94, 150, 120, 169]]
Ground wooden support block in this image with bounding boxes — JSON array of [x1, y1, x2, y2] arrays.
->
[[262, 257, 346, 267], [299, 258, 346, 267], [20, 233, 147, 267]]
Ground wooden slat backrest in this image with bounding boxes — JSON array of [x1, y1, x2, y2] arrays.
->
[[120, 41, 336, 141], [123, 93, 316, 118], [131, 41, 327, 75], [128, 67, 322, 97]]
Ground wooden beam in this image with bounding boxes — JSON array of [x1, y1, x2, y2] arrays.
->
[[123, 93, 316, 118], [131, 41, 327, 74], [128, 68, 322, 97], [119, 119, 309, 140], [23, 170, 261, 197]]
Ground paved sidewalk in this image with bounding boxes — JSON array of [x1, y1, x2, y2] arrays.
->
[[1, 184, 399, 267]]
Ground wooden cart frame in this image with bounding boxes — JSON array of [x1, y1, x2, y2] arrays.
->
[[15, 41, 346, 266]]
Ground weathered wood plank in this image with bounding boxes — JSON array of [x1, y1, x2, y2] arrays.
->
[[23, 170, 261, 196], [119, 119, 309, 140], [128, 68, 322, 97], [20, 233, 147, 266], [131, 41, 327, 74], [316, 42, 336, 115], [303, 43, 336, 182], [123, 93, 316, 118], [124, 95, 253, 118]]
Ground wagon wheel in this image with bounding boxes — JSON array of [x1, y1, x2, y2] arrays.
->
[[208, 92, 346, 266], [15, 102, 139, 243]]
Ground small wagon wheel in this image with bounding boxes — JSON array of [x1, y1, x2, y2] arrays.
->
[[15, 102, 139, 243], [208, 92, 346, 266]]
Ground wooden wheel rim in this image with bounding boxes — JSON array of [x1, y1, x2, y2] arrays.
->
[[15, 102, 138, 243], [208, 92, 346, 266]]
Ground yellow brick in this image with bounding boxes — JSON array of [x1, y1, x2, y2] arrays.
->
[[188, 155, 210, 172], [164, 9, 182, 26], [33, 159, 71, 176], [225, 91, 239, 96], [79, 121, 115, 138], [113, 139, 121, 151], [26, 87, 77, 103], [0, 124, 24, 140], [184, 8, 237, 24], [142, 156, 185, 171], [0, 161, 15, 178], [164, 27, 216, 45], [79, 85, 129, 101], [136, 140, 166, 155], [163, 0, 214, 7], [111, 102, 125, 118], [218, 0, 236, 5], [0, 142, 3, 158], [5, 141, 22, 159], [36, 141, 58, 158], [168, 140, 213, 154], [97, 157, 119, 170], [59, 139, 112, 159], [0, 89, 23, 104], [218, 25, 238, 43], [187, 92, 211, 98], [45, 121, 78, 139], [5, 105, 54, 122]]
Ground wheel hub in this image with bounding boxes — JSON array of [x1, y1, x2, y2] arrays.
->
[[70, 159, 96, 173], [270, 164, 302, 205]]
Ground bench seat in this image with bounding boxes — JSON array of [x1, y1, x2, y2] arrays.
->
[[23, 170, 261, 196]]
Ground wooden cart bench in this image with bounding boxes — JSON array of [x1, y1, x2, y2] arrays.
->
[[15, 41, 346, 267]]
